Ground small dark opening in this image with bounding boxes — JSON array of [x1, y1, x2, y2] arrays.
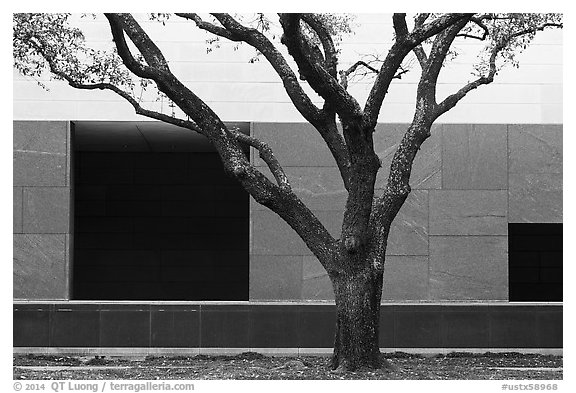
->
[[72, 121, 249, 300], [508, 223, 563, 302]]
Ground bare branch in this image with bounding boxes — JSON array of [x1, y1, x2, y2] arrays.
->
[[435, 21, 562, 118], [418, 18, 471, 109], [413, 45, 428, 68], [412, 13, 432, 68], [339, 61, 379, 89], [50, 69, 202, 133], [196, 13, 326, 126], [186, 13, 352, 190], [230, 130, 292, 192], [414, 13, 430, 28], [456, 17, 489, 40], [106, 14, 170, 72], [300, 13, 338, 78], [105, 14, 160, 79], [392, 13, 409, 39], [279, 13, 363, 122], [363, 13, 473, 129], [175, 13, 237, 41]]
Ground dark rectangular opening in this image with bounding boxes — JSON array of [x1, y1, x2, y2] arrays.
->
[[509, 223, 563, 302], [72, 122, 249, 300]]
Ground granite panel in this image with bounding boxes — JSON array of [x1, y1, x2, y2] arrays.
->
[[249, 256, 303, 300], [302, 256, 334, 301], [509, 173, 562, 223], [442, 124, 507, 189], [150, 305, 200, 347], [200, 305, 251, 348], [13, 234, 68, 299], [133, 152, 188, 169], [429, 236, 508, 300], [536, 311, 563, 348], [298, 305, 336, 348], [13, 121, 68, 154], [429, 190, 507, 235], [489, 310, 538, 348], [13, 304, 51, 347], [250, 306, 300, 348], [252, 167, 347, 211], [106, 185, 162, 201], [13, 187, 23, 233], [78, 151, 135, 170], [23, 187, 70, 233], [375, 123, 442, 189], [382, 256, 429, 301], [50, 305, 100, 347], [508, 124, 562, 174], [379, 308, 395, 347], [100, 309, 151, 347], [13, 151, 67, 186], [441, 311, 490, 348], [394, 310, 442, 348], [77, 165, 134, 185], [76, 217, 134, 233], [251, 210, 342, 255], [252, 123, 338, 167], [386, 190, 428, 255], [74, 200, 106, 217]]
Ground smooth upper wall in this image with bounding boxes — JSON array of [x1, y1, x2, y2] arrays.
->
[[13, 14, 562, 124]]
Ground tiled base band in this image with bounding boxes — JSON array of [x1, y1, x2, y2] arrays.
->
[[14, 303, 562, 350]]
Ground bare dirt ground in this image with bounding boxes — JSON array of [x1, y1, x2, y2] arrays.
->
[[14, 352, 562, 380]]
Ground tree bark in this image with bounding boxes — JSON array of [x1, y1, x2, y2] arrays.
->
[[330, 258, 386, 371]]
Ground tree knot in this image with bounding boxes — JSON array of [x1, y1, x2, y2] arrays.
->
[[344, 236, 361, 253], [231, 165, 248, 178]]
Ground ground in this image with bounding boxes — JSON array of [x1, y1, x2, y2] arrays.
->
[[13, 352, 562, 380]]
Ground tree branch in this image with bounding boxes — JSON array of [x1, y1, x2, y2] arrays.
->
[[456, 17, 489, 40], [194, 13, 352, 189], [413, 45, 428, 69], [106, 13, 170, 72], [300, 13, 338, 78], [435, 20, 562, 118], [412, 14, 431, 68], [418, 17, 471, 109], [339, 60, 409, 90], [363, 13, 473, 129], [184, 13, 325, 125], [339, 61, 379, 89], [414, 13, 430, 28], [230, 130, 292, 192], [105, 14, 161, 79], [279, 13, 363, 122], [392, 13, 409, 38], [175, 13, 237, 41]]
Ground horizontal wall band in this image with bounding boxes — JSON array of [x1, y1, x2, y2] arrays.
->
[[12, 300, 563, 306], [14, 347, 563, 357], [14, 302, 562, 350]]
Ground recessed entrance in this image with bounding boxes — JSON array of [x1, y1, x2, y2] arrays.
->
[[72, 121, 249, 300]]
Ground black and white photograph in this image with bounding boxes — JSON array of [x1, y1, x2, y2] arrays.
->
[[9, 4, 566, 389]]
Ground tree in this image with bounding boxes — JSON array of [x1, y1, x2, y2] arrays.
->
[[13, 13, 562, 371]]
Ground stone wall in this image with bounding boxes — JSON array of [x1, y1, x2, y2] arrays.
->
[[249, 123, 563, 301], [13, 121, 72, 299], [12, 121, 562, 302]]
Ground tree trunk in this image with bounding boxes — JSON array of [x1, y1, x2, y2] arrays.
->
[[330, 263, 386, 371]]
